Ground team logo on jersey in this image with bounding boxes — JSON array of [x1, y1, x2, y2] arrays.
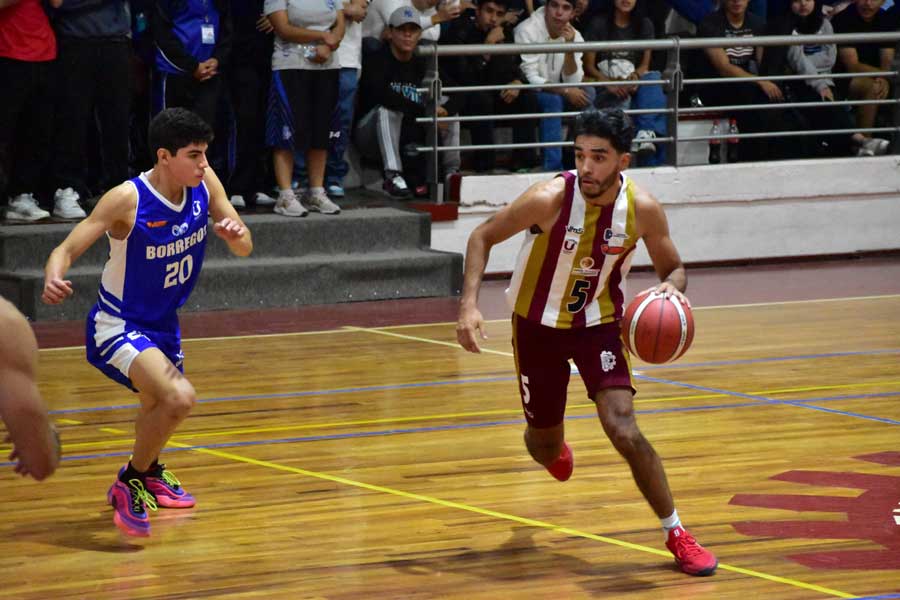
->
[[566, 225, 584, 235], [146, 220, 168, 228], [563, 238, 578, 254], [600, 350, 617, 372], [193, 200, 202, 217], [172, 223, 189, 237], [601, 228, 629, 255], [573, 256, 600, 276]]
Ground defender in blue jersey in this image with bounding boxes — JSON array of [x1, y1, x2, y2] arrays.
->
[[42, 108, 253, 537]]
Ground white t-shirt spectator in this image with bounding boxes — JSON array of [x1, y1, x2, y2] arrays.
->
[[338, 18, 363, 69], [265, 0, 340, 70], [514, 6, 585, 86], [363, 0, 441, 42]]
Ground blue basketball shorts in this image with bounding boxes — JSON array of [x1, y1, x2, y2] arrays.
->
[[85, 305, 184, 392]]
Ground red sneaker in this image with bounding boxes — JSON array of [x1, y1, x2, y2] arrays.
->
[[546, 442, 573, 481], [666, 526, 718, 576]]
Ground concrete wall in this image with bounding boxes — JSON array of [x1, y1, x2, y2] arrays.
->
[[432, 156, 900, 274]]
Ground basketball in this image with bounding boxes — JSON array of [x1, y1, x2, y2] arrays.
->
[[621, 291, 694, 364]]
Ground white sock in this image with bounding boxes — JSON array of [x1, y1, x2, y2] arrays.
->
[[661, 509, 681, 538], [310, 186, 325, 194]]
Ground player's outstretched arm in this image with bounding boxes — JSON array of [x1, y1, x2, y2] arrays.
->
[[635, 189, 689, 305], [205, 168, 253, 257], [456, 178, 564, 353], [42, 183, 136, 305], [0, 298, 60, 481]]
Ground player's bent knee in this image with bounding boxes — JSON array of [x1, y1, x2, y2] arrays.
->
[[162, 384, 196, 419]]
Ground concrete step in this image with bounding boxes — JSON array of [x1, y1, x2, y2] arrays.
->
[[5, 248, 462, 321], [0, 208, 433, 270]]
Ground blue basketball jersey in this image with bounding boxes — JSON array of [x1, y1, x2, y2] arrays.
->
[[95, 172, 209, 332]]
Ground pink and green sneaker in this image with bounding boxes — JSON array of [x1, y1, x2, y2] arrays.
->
[[146, 464, 196, 508], [107, 476, 157, 537]]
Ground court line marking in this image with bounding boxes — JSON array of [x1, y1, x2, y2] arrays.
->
[[155, 441, 854, 599], [36, 293, 900, 352], [52, 389, 900, 452]]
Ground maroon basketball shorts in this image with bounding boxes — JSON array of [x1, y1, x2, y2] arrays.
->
[[511, 314, 636, 428]]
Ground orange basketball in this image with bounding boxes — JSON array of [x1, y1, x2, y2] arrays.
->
[[621, 291, 694, 364]]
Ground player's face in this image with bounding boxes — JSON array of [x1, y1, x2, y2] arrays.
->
[[574, 134, 630, 202], [166, 143, 209, 187]]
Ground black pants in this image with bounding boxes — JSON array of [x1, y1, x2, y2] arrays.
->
[[53, 37, 132, 199], [0, 58, 55, 207], [697, 80, 793, 161], [463, 89, 540, 171], [786, 84, 855, 157], [227, 45, 272, 201]]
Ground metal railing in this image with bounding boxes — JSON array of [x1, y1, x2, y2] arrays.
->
[[413, 31, 900, 202]]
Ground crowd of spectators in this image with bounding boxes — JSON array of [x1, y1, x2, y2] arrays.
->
[[0, 0, 896, 221]]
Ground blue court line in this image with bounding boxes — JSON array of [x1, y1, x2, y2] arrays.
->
[[851, 595, 900, 600], [17, 391, 900, 469], [48, 347, 900, 416], [637, 375, 900, 426], [638, 348, 900, 371]]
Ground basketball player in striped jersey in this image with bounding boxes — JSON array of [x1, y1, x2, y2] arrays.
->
[[41, 108, 253, 537], [456, 108, 717, 576]]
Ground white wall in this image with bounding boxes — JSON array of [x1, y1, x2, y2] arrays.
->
[[432, 156, 900, 274]]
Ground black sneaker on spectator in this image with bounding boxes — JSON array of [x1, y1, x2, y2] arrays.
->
[[307, 189, 341, 214], [274, 189, 308, 217], [229, 195, 247, 209], [383, 173, 411, 198], [6, 193, 50, 221], [53, 187, 87, 219]]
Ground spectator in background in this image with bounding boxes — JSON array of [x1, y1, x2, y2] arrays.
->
[[694, 0, 791, 161], [226, 0, 276, 210], [444, 0, 540, 172], [0, 0, 58, 222], [151, 0, 232, 134], [515, 0, 592, 172], [583, 0, 668, 165], [833, 0, 894, 153], [265, 0, 344, 216], [48, 0, 132, 220], [295, 0, 368, 200], [364, 0, 462, 41], [356, 7, 464, 197], [781, 0, 889, 156]]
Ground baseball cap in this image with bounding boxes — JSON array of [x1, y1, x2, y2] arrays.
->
[[389, 6, 422, 28]]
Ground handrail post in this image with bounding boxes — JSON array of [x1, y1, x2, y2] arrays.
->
[[663, 35, 682, 167], [423, 50, 442, 202]]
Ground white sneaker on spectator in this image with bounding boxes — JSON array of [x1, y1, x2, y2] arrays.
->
[[857, 137, 889, 157], [307, 189, 341, 214], [53, 187, 87, 219], [274, 189, 308, 217], [230, 195, 247, 209], [6, 193, 50, 221], [255, 192, 276, 206], [634, 130, 657, 156]]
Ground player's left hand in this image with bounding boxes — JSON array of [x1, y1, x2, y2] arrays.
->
[[214, 218, 245, 240], [640, 282, 691, 307]]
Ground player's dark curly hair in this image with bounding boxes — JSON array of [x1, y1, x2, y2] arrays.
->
[[148, 107, 214, 164], [573, 108, 635, 154]]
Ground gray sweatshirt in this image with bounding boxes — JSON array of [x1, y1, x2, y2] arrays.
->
[[787, 19, 836, 94]]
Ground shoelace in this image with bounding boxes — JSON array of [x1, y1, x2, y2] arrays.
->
[[128, 478, 158, 513], [159, 469, 182, 491], [673, 533, 704, 558]]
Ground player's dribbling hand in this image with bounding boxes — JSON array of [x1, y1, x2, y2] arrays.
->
[[640, 282, 691, 307], [41, 277, 74, 305], [214, 218, 245, 240], [456, 305, 487, 353]]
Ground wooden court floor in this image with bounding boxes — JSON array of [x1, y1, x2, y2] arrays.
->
[[1, 271, 899, 599]]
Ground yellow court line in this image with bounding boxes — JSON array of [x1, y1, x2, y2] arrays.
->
[[342, 325, 514, 357], [39, 294, 900, 353], [172, 442, 855, 599]]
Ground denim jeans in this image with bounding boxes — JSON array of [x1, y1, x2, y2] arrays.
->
[[294, 67, 359, 187], [535, 91, 565, 172], [595, 71, 667, 166]]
